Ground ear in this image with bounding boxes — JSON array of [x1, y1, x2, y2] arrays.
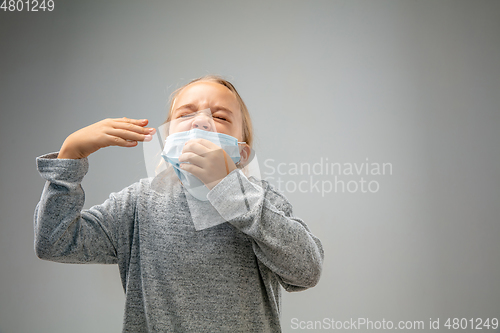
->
[[238, 143, 253, 167]]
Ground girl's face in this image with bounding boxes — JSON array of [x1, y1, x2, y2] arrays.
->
[[169, 81, 244, 142]]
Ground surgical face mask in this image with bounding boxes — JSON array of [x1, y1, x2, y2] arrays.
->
[[161, 128, 245, 201]]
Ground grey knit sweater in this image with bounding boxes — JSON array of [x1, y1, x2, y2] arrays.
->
[[34, 152, 324, 332]]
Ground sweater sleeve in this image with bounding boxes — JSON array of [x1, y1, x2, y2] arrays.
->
[[34, 152, 137, 264], [207, 169, 324, 292]]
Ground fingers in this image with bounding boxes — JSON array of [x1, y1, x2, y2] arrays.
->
[[179, 141, 225, 170], [178, 151, 205, 168], [108, 128, 153, 142], [104, 117, 156, 146], [180, 139, 223, 163], [115, 117, 149, 126], [181, 138, 217, 155], [104, 134, 139, 147], [178, 147, 234, 190], [112, 118, 156, 135], [179, 161, 202, 175]]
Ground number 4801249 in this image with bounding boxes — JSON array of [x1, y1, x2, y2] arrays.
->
[[444, 318, 498, 330], [1, 0, 55, 11]]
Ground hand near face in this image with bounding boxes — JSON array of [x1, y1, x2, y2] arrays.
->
[[178, 138, 237, 190]]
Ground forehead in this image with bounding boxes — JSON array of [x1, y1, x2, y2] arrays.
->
[[173, 81, 240, 111]]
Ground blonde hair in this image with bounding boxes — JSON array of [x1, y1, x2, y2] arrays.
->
[[155, 75, 254, 177], [162, 75, 253, 147]]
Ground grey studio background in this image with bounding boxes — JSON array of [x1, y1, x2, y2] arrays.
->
[[1, 1, 499, 332]]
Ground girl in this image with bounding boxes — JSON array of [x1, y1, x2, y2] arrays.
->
[[34, 75, 324, 332]]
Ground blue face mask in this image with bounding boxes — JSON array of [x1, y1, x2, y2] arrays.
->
[[161, 128, 244, 201]]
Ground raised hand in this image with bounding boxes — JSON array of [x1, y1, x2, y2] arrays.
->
[[58, 117, 156, 159]]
